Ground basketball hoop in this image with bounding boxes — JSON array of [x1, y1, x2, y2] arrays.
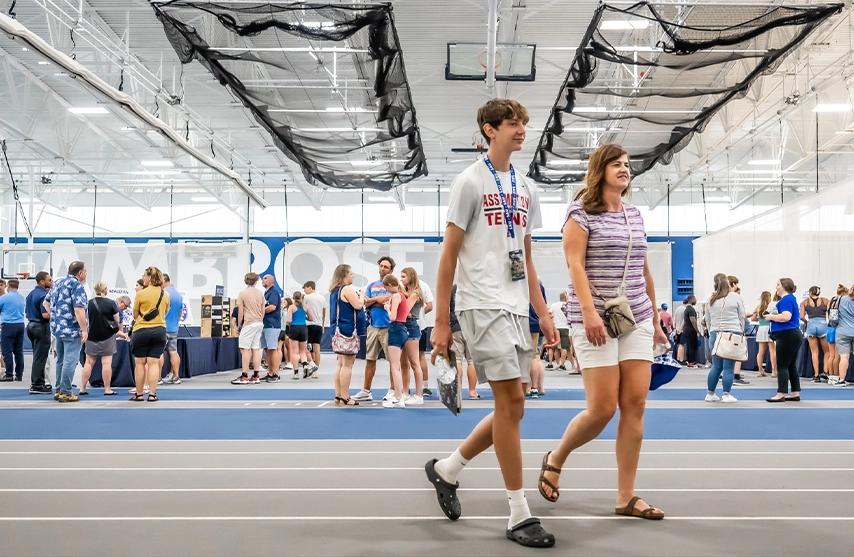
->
[[15, 272, 30, 280], [478, 50, 503, 69]]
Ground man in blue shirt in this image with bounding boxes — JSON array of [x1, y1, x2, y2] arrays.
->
[[352, 256, 395, 403], [0, 279, 27, 382], [261, 274, 282, 382], [25, 272, 53, 394], [44, 261, 88, 403], [159, 274, 183, 385]]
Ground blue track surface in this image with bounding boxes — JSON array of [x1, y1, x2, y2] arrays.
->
[[0, 407, 852, 440], [3, 387, 854, 401]]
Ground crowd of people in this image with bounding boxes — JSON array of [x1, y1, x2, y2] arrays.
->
[[1, 97, 852, 549]]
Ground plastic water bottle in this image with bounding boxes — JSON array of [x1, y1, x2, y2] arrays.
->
[[436, 355, 456, 385]]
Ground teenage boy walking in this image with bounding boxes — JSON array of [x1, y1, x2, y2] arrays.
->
[[426, 98, 558, 548]]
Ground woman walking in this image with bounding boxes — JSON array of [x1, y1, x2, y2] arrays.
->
[[704, 273, 746, 403], [801, 286, 830, 383], [130, 267, 169, 402], [751, 291, 777, 377], [538, 143, 668, 519], [765, 278, 802, 402], [329, 265, 364, 406], [79, 281, 125, 396]]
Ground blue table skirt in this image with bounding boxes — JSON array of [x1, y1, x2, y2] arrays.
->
[[741, 336, 853, 381], [83, 337, 240, 388]]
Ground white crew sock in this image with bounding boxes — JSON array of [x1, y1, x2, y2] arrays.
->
[[507, 488, 533, 529], [434, 449, 468, 484]]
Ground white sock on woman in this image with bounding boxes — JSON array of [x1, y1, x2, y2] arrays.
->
[[507, 488, 533, 528], [434, 449, 468, 484]]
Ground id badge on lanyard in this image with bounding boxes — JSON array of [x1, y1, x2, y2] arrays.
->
[[484, 157, 525, 282]]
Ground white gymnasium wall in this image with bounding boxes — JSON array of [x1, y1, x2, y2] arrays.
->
[[693, 177, 854, 308]]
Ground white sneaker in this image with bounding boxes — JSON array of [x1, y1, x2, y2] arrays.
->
[[284, 363, 294, 371], [352, 389, 373, 402], [382, 397, 405, 408], [405, 395, 424, 406], [704, 393, 720, 402], [721, 393, 738, 403], [382, 389, 395, 402]]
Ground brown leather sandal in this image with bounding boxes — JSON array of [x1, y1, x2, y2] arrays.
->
[[615, 496, 664, 520], [537, 451, 561, 503]]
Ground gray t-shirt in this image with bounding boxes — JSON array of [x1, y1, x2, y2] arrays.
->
[[704, 292, 746, 333]]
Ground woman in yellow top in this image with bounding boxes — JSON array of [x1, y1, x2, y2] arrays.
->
[[131, 266, 170, 402]]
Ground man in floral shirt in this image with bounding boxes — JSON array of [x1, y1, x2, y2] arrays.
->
[[44, 261, 88, 402]]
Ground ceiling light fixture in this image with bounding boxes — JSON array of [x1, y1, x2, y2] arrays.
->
[[735, 170, 783, 174], [295, 127, 384, 132], [68, 107, 109, 115], [367, 196, 397, 202], [601, 20, 650, 30], [573, 107, 700, 114], [191, 196, 218, 202], [747, 160, 780, 165], [38, 61, 50, 65], [125, 170, 183, 176], [813, 104, 852, 113], [141, 160, 175, 167]]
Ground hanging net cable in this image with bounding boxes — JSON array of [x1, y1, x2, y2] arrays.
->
[[529, 1, 843, 187], [151, 1, 427, 191]]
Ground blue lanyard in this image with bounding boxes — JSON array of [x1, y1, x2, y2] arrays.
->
[[483, 156, 517, 239]]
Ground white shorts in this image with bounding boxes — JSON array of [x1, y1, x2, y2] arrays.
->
[[457, 309, 533, 384], [239, 322, 264, 350], [570, 319, 654, 370]]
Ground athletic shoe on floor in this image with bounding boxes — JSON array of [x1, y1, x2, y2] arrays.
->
[[0, 375, 13, 382], [422, 387, 433, 398], [527, 388, 539, 399], [14, 376, 22, 381], [231, 375, 250, 385], [382, 389, 395, 402], [732, 378, 750, 386], [545, 363, 554, 370], [265, 374, 281, 383], [811, 376, 822, 383], [834, 381, 847, 387], [405, 395, 424, 406], [283, 363, 294, 371], [352, 389, 373, 402], [558, 365, 566, 371], [162, 375, 181, 385], [308, 364, 319, 374], [29, 385, 52, 395], [382, 397, 405, 408], [250, 374, 261, 384], [57, 392, 79, 403], [820, 373, 829, 382], [704, 393, 720, 402], [721, 393, 738, 403], [293, 371, 300, 380], [261, 363, 268, 370]]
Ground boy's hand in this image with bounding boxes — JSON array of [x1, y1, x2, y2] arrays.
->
[[430, 322, 452, 364]]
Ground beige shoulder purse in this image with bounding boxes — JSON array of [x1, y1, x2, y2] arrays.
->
[[589, 206, 637, 338]]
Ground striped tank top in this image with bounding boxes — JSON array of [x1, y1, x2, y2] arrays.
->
[[564, 200, 654, 326]]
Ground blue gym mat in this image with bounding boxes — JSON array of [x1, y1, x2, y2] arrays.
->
[[2, 387, 853, 401], [0, 407, 851, 440]]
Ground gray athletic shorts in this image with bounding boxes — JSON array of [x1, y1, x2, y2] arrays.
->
[[457, 309, 532, 384], [165, 332, 178, 353]]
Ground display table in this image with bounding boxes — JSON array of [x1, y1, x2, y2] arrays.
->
[[84, 336, 240, 387]]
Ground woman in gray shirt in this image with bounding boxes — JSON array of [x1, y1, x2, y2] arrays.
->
[[704, 273, 746, 403]]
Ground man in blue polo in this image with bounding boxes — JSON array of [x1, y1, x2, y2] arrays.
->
[[159, 273, 183, 385], [0, 279, 27, 383], [261, 274, 282, 382], [25, 272, 53, 394]]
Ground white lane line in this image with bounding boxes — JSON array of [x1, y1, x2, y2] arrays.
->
[[1, 467, 851, 472], [317, 401, 331, 407], [0, 516, 852, 522], [1, 487, 852, 493], [2, 450, 852, 456]]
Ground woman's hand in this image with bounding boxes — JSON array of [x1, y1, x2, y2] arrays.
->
[[582, 308, 608, 347]]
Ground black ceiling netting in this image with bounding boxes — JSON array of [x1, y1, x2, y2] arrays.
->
[[151, 1, 427, 191], [529, 1, 843, 187]]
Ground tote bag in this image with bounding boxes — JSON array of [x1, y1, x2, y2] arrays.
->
[[710, 298, 748, 362]]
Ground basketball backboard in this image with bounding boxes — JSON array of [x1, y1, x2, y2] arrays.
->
[[446, 43, 537, 82], [2, 249, 52, 280]]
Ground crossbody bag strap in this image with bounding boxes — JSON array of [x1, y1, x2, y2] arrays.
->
[[589, 205, 633, 300], [154, 289, 164, 311]]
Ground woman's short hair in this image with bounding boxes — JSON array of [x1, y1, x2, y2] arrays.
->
[[779, 278, 796, 294], [94, 281, 108, 296], [573, 143, 630, 214], [809, 285, 821, 296], [145, 267, 163, 287]]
